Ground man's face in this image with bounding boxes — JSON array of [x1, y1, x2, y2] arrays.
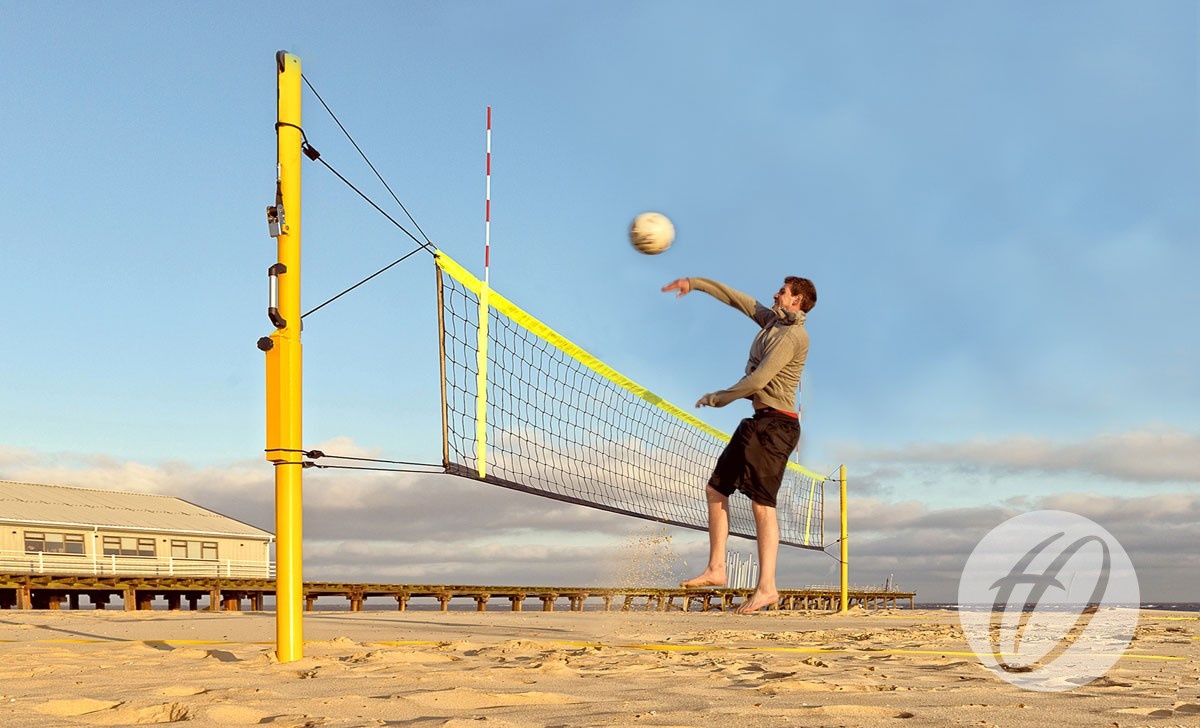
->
[[773, 282, 803, 312]]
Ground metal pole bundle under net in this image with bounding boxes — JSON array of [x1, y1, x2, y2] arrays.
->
[[435, 252, 825, 549]]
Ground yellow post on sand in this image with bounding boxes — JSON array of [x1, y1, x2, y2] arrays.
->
[[839, 465, 848, 612], [263, 50, 304, 662]]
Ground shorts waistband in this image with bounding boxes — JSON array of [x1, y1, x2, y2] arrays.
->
[[754, 407, 799, 419]]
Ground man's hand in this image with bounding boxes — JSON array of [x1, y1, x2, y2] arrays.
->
[[695, 393, 716, 408], [661, 278, 691, 298]]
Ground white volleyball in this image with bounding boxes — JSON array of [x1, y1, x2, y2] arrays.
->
[[629, 212, 675, 255]]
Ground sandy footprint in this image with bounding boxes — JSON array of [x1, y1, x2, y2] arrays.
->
[[81, 701, 191, 725], [463, 639, 563, 658], [757, 679, 835, 694], [306, 636, 363, 648], [34, 698, 122, 717], [403, 687, 582, 710], [157, 685, 206, 697], [1115, 702, 1200, 719], [199, 704, 270, 725], [801, 704, 916, 719], [256, 714, 386, 727], [343, 649, 458, 665], [157, 647, 209, 661]]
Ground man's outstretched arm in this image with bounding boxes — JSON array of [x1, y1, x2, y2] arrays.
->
[[665, 277, 765, 321]]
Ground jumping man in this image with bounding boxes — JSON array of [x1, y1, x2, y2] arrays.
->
[[662, 275, 816, 614]]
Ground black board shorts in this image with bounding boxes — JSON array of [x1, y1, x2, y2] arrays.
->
[[708, 409, 800, 508]]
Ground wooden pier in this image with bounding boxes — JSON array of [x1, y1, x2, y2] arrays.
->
[[0, 573, 914, 613]]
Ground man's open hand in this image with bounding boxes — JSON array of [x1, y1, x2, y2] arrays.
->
[[661, 278, 691, 298]]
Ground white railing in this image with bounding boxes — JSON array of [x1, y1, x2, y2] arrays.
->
[[726, 550, 759, 590], [0, 550, 273, 579], [805, 584, 908, 593]]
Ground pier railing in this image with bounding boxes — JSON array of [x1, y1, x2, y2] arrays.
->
[[0, 550, 273, 579], [1, 570, 915, 612]]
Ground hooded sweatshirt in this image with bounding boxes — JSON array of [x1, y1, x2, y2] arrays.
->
[[689, 277, 809, 414]]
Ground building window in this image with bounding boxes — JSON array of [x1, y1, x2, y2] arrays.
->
[[167, 539, 219, 560], [101, 536, 156, 557], [24, 532, 45, 552], [24, 532, 85, 555]]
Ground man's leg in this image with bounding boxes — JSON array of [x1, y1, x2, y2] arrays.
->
[[735, 500, 780, 613], [680, 485, 730, 588]]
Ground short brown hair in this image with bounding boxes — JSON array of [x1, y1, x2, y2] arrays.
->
[[785, 276, 817, 312]]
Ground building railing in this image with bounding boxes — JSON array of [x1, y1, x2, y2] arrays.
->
[[0, 550, 273, 579]]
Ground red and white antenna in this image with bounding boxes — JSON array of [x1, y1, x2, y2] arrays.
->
[[474, 106, 494, 478], [484, 105, 492, 284]]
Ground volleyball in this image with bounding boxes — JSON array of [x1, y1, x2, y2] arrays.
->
[[629, 212, 675, 255]]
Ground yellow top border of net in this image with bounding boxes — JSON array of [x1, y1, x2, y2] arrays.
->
[[435, 251, 824, 481]]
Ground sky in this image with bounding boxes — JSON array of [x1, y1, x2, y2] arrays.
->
[[1, 1, 1197, 603]]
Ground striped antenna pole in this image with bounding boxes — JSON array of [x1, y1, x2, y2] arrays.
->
[[474, 106, 492, 478]]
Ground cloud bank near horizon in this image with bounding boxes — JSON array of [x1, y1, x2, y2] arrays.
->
[[834, 428, 1200, 484], [2, 428, 1196, 601]]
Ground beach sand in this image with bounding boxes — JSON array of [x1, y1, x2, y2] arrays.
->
[[0, 608, 1195, 727]]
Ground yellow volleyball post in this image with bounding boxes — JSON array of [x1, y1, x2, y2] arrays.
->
[[263, 50, 305, 662], [839, 465, 848, 612]]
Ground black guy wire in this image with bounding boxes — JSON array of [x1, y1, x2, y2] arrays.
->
[[266, 448, 439, 469], [302, 73, 435, 249], [302, 244, 427, 319], [303, 463, 442, 474], [313, 155, 435, 254], [305, 450, 439, 468]]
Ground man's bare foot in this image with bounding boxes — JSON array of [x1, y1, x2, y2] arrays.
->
[[734, 588, 780, 614], [680, 566, 726, 588]]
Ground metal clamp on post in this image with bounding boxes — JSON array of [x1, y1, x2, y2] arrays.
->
[[268, 263, 287, 328], [265, 182, 285, 239], [266, 204, 284, 237], [267, 179, 287, 237]]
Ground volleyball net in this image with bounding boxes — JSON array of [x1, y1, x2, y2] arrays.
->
[[435, 251, 826, 549]]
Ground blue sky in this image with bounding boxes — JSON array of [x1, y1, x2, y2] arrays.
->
[[1, 1, 1197, 602]]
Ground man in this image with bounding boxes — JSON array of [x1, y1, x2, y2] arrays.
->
[[661, 274, 816, 614]]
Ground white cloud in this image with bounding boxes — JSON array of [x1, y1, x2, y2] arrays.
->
[[0, 446, 38, 469]]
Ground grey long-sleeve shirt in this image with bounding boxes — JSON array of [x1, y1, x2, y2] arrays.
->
[[689, 277, 809, 414]]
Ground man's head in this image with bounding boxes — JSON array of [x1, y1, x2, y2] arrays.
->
[[775, 276, 817, 313]]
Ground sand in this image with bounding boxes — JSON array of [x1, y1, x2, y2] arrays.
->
[[0, 608, 1195, 727]]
